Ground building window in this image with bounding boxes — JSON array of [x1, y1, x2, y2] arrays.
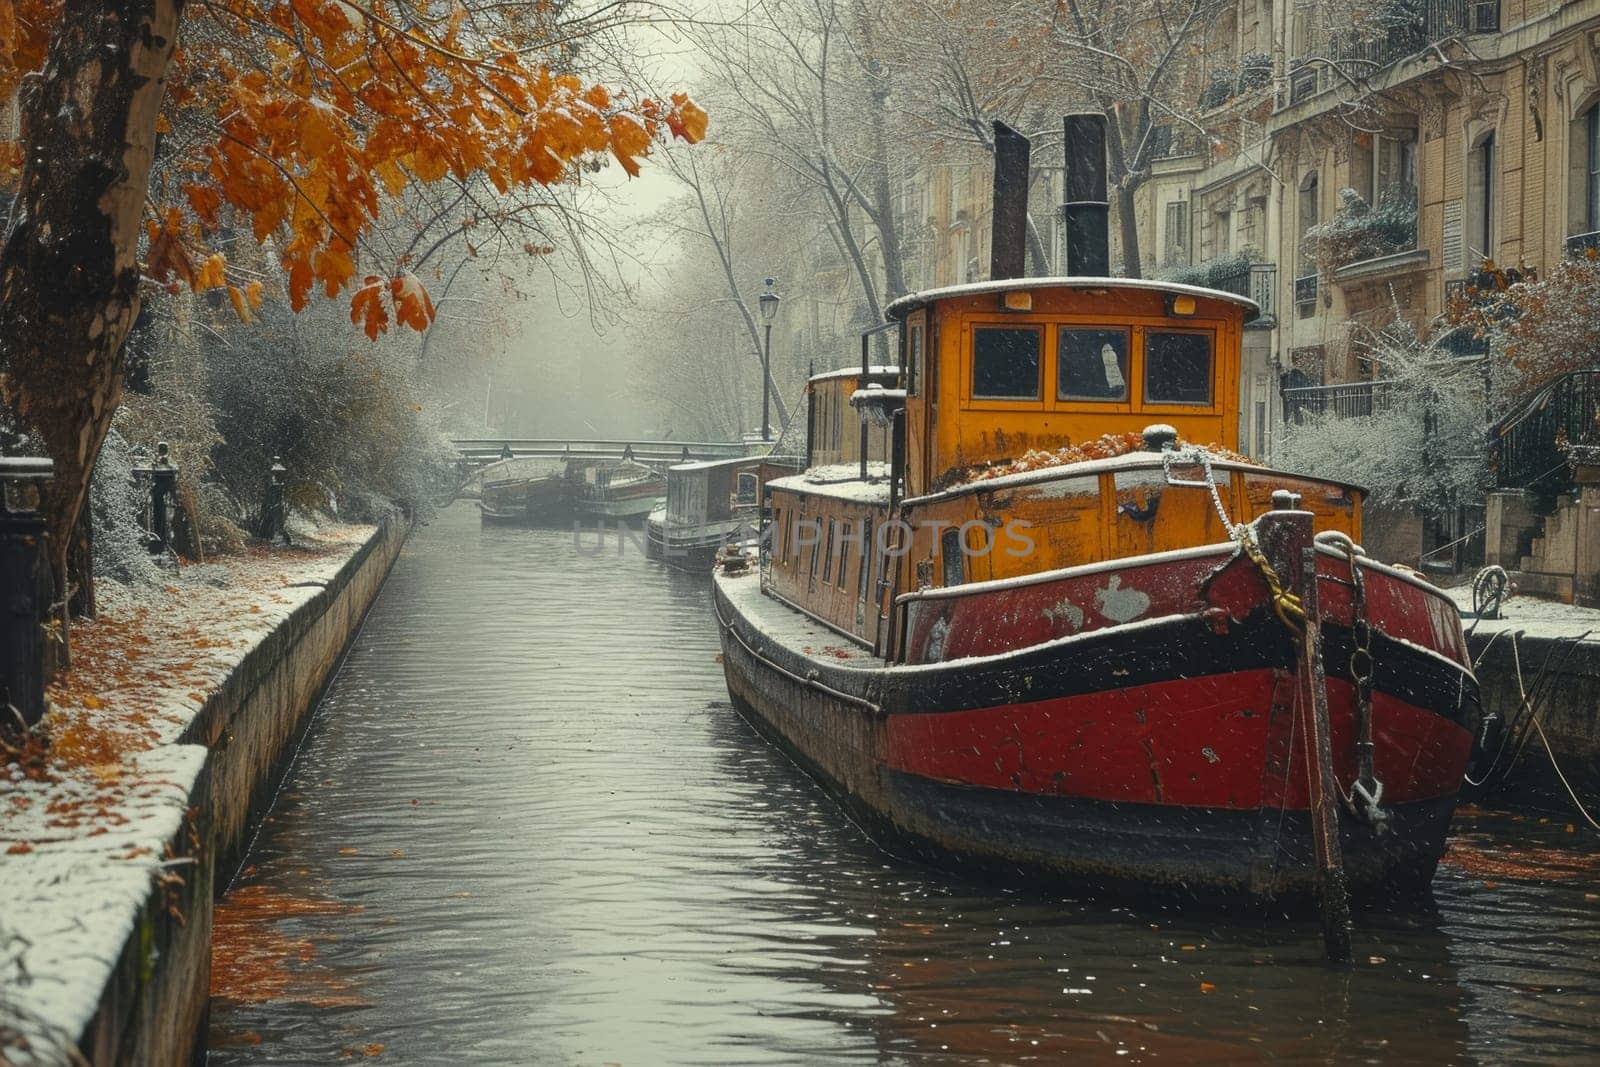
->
[[1144, 331, 1213, 405], [1585, 105, 1600, 235], [1467, 131, 1496, 262], [1371, 133, 1417, 204], [1058, 327, 1130, 401], [1297, 172, 1319, 279], [972, 325, 1042, 399], [1163, 201, 1188, 266], [1296, 172, 1319, 318]]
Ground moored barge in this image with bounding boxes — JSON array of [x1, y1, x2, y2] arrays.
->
[[572, 458, 665, 523], [477, 456, 570, 524], [646, 456, 766, 569], [713, 117, 1478, 912]]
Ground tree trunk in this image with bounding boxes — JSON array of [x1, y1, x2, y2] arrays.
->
[[1115, 181, 1144, 280], [1026, 212, 1051, 276], [0, 0, 186, 628], [1103, 116, 1145, 279]]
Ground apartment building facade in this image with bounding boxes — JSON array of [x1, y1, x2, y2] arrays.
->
[[899, 0, 1600, 462]]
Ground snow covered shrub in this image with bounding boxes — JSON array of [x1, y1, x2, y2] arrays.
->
[[89, 429, 164, 586], [1239, 51, 1272, 91], [1305, 184, 1418, 276], [201, 295, 456, 530], [1277, 315, 1488, 511], [1158, 251, 1257, 290]]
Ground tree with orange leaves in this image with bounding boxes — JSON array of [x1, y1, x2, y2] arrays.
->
[[0, 0, 705, 631]]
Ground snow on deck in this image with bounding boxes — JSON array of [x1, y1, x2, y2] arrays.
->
[[0, 524, 375, 1059], [716, 567, 880, 667], [1445, 585, 1600, 643]]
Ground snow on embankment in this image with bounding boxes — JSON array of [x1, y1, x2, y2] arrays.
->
[[1, 524, 377, 1062], [1445, 584, 1600, 643]]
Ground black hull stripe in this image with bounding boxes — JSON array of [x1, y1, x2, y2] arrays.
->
[[888, 612, 1478, 729], [718, 586, 1479, 732]]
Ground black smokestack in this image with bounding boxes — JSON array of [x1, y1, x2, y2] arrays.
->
[[989, 121, 1030, 282], [1062, 113, 1109, 277]]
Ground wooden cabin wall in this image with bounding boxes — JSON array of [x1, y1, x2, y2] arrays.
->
[[900, 289, 1245, 494], [764, 487, 890, 648], [894, 467, 1361, 595]]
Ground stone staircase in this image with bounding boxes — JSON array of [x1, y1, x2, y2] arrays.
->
[[1504, 477, 1600, 605]]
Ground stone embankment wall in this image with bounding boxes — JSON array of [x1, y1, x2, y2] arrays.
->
[[1469, 629, 1600, 806], [76, 518, 407, 1064]]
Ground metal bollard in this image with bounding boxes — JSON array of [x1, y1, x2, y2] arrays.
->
[[260, 456, 289, 544], [132, 441, 178, 556], [1, 456, 55, 728]]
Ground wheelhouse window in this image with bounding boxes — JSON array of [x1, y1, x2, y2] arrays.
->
[[971, 325, 1042, 399], [1144, 331, 1213, 405], [1058, 327, 1130, 401]]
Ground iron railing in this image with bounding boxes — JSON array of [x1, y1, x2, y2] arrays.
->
[[1288, 65, 1319, 104], [1283, 379, 1397, 422], [1565, 230, 1600, 258], [1294, 274, 1318, 308], [1209, 263, 1277, 321], [1491, 368, 1600, 497], [1327, 1, 1499, 70]]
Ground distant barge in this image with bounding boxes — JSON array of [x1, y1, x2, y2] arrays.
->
[[646, 456, 775, 570], [476, 456, 662, 525]]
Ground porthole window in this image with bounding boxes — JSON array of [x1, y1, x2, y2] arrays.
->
[[1058, 327, 1130, 401], [1144, 330, 1213, 405], [972, 325, 1042, 399]]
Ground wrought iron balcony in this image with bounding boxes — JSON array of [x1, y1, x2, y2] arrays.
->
[[1302, 2, 1499, 81], [1565, 230, 1600, 258], [1288, 66, 1319, 105], [1207, 263, 1276, 323], [1293, 274, 1318, 308], [1283, 379, 1396, 422]]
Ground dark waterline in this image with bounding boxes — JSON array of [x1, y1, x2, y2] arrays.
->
[[208, 504, 1599, 1064]]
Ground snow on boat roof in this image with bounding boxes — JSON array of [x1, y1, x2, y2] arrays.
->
[[767, 462, 893, 503], [808, 365, 901, 385], [883, 277, 1260, 323], [900, 450, 1363, 508], [668, 455, 765, 474]]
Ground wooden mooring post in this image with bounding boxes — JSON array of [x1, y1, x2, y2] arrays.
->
[[1299, 545, 1353, 963]]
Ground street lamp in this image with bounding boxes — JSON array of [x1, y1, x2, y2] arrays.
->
[[758, 277, 781, 441]]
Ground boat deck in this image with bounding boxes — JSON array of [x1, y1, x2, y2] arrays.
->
[[718, 567, 880, 667]]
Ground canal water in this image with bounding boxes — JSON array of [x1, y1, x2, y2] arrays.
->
[[208, 503, 1599, 1064]]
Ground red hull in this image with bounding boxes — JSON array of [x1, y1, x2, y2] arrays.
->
[[714, 538, 1479, 902]]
